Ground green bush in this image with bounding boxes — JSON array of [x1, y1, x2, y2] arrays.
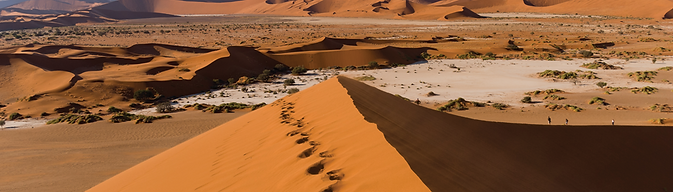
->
[[291, 66, 308, 75], [257, 73, 270, 82], [47, 114, 102, 124], [108, 106, 123, 113], [492, 103, 508, 110], [521, 96, 532, 103], [109, 112, 171, 124], [632, 86, 658, 94], [544, 95, 566, 100], [274, 64, 289, 72], [658, 66, 673, 71], [368, 61, 379, 69], [581, 61, 622, 70], [9, 112, 22, 120], [284, 79, 295, 86], [287, 88, 300, 94], [0, 120, 5, 128], [596, 82, 607, 88], [134, 89, 155, 102], [589, 97, 607, 105], [628, 71, 658, 82], [650, 118, 667, 124]]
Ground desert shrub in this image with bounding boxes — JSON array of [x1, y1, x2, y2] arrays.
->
[[538, 70, 565, 78], [395, 94, 411, 102], [227, 78, 236, 85], [0, 120, 4, 128], [368, 61, 379, 69], [658, 66, 673, 71], [41, 112, 49, 117], [544, 95, 566, 100], [589, 97, 607, 105], [631, 86, 658, 94], [526, 89, 565, 96], [506, 44, 522, 51], [492, 103, 508, 110], [650, 104, 672, 112], [581, 61, 622, 70], [558, 72, 578, 79], [47, 114, 102, 124], [521, 96, 532, 103], [108, 106, 123, 113], [178, 68, 190, 72], [257, 73, 270, 82], [596, 82, 607, 88], [274, 64, 289, 72], [457, 51, 481, 59], [355, 75, 376, 81], [426, 92, 438, 97], [283, 79, 295, 85], [287, 88, 300, 94], [390, 63, 406, 68], [579, 50, 594, 58], [291, 66, 308, 75], [251, 103, 267, 111], [109, 112, 171, 124], [545, 103, 583, 112], [156, 102, 175, 113], [438, 98, 468, 111], [134, 89, 155, 102], [650, 118, 667, 124], [628, 71, 658, 82], [9, 112, 22, 120]]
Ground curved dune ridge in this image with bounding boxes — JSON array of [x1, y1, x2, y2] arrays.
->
[[89, 76, 673, 191], [0, 39, 431, 117]]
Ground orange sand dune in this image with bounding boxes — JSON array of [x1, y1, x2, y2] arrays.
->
[[0, 44, 278, 117], [90, 76, 673, 191], [263, 37, 432, 68], [89, 76, 430, 192], [116, 0, 483, 20], [445, 0, 673, 19]]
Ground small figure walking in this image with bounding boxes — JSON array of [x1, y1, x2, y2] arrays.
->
[[565, 119, 568, 125], [612, 119, 615, 125], [414, 98, 421, 105], [547, 116, 551, 125]]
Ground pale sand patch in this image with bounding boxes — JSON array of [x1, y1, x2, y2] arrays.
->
[[339, 58, 673, 107]]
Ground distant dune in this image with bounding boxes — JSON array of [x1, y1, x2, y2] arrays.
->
[[88, 76, 673, 191], [6, 0, 115, 12], [0, 38, 428, 117]]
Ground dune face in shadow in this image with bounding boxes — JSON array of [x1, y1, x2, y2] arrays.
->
[[665, 7, 673, 19], [523, 0, 570, 7], [338, 76, 673, 191]]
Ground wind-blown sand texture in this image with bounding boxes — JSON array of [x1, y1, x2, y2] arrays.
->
[[89, 76, 673, 191]]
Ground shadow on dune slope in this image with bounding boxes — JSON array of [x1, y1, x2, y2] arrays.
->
[[339, 76, 673, 191]]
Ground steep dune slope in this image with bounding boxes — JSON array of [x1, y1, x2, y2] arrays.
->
[[89, 76, 673, 191], [88, 77, 430, 192], [339, 76, 673, 191]]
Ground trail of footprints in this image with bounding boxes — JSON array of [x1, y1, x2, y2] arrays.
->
[[278, 100, 344, 192]]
